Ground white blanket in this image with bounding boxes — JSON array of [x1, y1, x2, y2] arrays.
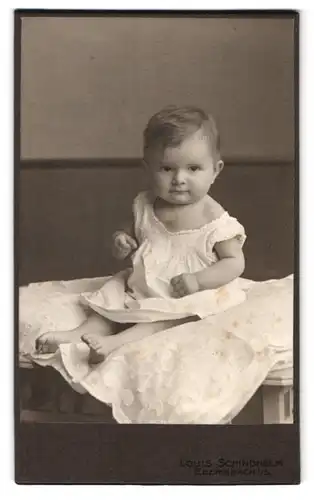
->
[[20, 275, 293, 424]]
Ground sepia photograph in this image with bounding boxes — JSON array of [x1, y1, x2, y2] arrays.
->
[[15, 10, 299, 484]]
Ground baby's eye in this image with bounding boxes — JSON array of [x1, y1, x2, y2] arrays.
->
[[160, 165, 172, 172], [188, 165, 201, 172]]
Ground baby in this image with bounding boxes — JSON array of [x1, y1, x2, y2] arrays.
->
[[36, 105, 246, 362]]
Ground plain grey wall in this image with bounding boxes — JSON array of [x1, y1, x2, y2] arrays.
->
[[20, 16, 295, 161]]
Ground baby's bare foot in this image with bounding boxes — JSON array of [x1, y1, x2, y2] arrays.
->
[[81, 333, 115, 365], [35, 331, 77, 354]]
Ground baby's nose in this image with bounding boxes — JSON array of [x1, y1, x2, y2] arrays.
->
[[172, 170, 186, 184]]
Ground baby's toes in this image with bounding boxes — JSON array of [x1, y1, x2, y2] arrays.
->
[[81, 333, 90, 345], [81, 333, 99, 350]]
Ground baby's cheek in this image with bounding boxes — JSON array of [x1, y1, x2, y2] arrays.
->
[[155, 174, 170, 190]]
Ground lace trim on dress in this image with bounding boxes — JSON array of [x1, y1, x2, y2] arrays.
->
[[140, 190, 229, 236]]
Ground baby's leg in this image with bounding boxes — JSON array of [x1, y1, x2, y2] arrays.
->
[[36, 313, 119, 354], [82, 316, 198, 363]]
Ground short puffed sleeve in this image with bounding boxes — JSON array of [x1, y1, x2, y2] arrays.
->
[[206, 212, 246, 252]]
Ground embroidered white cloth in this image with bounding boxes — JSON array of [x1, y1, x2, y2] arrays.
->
[[21, 275, 293, 424]]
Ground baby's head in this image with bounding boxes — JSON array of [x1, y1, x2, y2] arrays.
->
[[143, 105, 223, 205]]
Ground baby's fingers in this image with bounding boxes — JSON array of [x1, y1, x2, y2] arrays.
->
[[116, 240, 132, 252], [170, 275, 181, 287], [173, 287, 186, 298], [124, 236, 138, 250], [170, 277, 186, 297]]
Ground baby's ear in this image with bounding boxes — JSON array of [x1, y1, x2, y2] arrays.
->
[[214, 160, 224, 177]]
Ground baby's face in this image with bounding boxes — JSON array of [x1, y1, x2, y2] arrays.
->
[[147, 128, 221, 205]]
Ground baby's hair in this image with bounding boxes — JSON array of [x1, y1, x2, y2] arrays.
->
[[143, 105, 221, 162]]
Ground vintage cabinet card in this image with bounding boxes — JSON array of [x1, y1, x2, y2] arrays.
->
[[15, 10, 299, 485]]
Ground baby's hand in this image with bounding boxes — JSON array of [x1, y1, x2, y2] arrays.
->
[[170, 273, 200, 298], [112, 231, 138, 260]]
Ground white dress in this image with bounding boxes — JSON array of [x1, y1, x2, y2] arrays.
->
[[80, 191, 247, 322], [21, 191, 293, 424]]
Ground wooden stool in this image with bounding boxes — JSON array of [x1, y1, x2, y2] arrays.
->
[[262, 370, 293, 424], [19, 359, 293, 424]]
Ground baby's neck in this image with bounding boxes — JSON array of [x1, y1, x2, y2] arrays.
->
[[154, 196, 209, 232]]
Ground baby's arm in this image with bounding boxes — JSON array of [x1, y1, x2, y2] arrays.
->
[[171, 238, 245, 296], [194, 198, 245, 289], [195, 237, 245, 290]]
